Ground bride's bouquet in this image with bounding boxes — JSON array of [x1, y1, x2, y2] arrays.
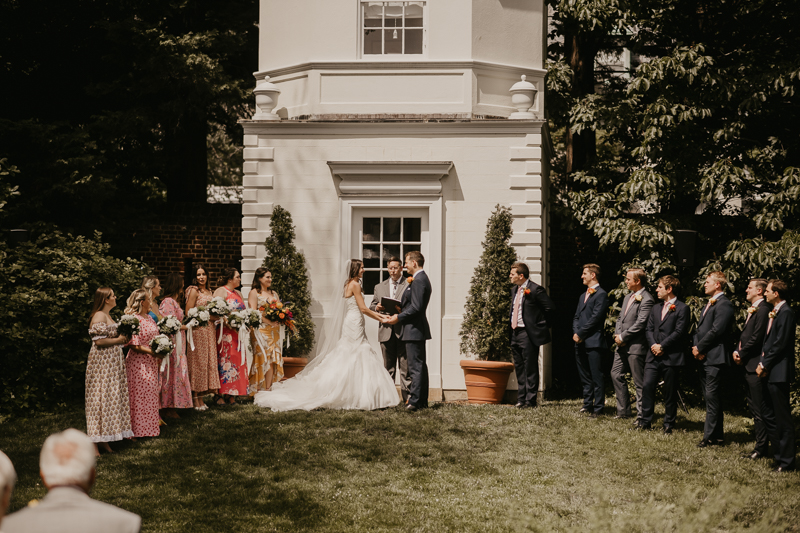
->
[[157, 315, 181, 336], [207, 297, 231, 317], [183, 306, 210, 350], [116, 315, 141, 338], [150, 334, 174, 359]]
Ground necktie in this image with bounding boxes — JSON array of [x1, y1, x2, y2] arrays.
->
[[512, 287, 524, 329], [661, 302, 670, 320], [702, 300, 712, 316], [623, 294, 635, 317], [584, 291, 590, 303], [391, 280, 397, 299], [767, 316, 774, 334]]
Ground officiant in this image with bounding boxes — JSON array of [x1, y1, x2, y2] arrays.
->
[[369, 256, 410, 403]]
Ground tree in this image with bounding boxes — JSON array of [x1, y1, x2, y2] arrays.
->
[[261, 206, 315, 358], [459, 205, 518, 362]]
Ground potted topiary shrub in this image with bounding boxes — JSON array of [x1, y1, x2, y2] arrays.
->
[[261, 205, 315, 379], [458, 205, 518, 404]]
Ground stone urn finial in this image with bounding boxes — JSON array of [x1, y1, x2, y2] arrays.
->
[[508, 75, 537, 119], [253, 76, 281, 121]]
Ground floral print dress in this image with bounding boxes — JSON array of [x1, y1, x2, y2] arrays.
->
[[158, 297, 192, 409], [185, 287, 220, 394], [126, 314, 160, 437], [86, 322, 133, 442], [248, 294, 285, 394], [218, 287, 248, 396]]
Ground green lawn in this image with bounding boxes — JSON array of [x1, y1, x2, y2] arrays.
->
[[1, 400, 798, 532]]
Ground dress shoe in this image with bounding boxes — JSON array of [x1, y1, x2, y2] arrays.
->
[[515, 402, 526, 409], [662, 427, 672, 435], [405, 404, 418, 412], [772, 465, 795, 473], [697, 439, 724, 448], [746, 451, 764, 460], [579, 407, 590, 413]]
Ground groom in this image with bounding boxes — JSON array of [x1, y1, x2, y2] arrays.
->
[[387, 251, 431, 411]]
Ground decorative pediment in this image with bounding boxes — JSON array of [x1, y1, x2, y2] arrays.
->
[[327, 161, 452, 196]]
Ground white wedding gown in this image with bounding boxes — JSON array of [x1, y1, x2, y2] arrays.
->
[[253, 296, 400, 411]]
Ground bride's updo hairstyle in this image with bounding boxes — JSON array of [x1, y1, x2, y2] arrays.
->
[[343, 259, 363, 290], [125, 289, 148, 316], [218, 267, 239, 288]]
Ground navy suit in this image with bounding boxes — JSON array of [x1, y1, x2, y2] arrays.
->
[[760, 303, 797, 469], [736, 301, 775, 455], [397, 270, 432, 408], [509, 280, 555, 406], [641, 299, 689, 429], [573, 286, 609, 413], [694, 294, 735, 441]]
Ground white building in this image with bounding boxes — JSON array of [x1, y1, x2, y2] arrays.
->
[[241, 0, 551, 400]]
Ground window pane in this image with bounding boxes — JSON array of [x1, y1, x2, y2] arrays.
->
[[384, 17, 401, 28], [363, 271, 380, 293], [403, 218, 421, 242], [405, 3, 424, 20], [383, 244, 401, 264], [363, 4, 383, 27], [405, 29, 423, 54], [384, 29, 402, 53], [364, 29, 382, 54], [384, 218, 401, 241], [363, 244, 381, 268], [363, 218, 380, 241]]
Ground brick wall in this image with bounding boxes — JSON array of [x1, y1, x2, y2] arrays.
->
[[130, 203, 244, 287]]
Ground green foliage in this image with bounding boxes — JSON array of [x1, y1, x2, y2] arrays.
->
[[261, 206, 315, 357], [0, 229, 149, 416], [0, 159, 20, 217], [459, 205, 518, 361]]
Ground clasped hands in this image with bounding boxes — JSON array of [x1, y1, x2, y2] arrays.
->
[[691, 346, 705, 361], [380, 314, 399, 325]]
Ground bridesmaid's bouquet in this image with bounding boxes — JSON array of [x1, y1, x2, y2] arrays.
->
[[117, 315, 141, 338], [183, 306, 210, 328], [157, 315, 181, 336], [260, 301, 297, 334], [245, 309, 263, 329], [150, 334, 175, 359], [227, 310, 248, 330], [207, 297, 231, 317]]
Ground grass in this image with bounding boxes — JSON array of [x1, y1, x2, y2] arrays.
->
[[2, 399, 799, 532]]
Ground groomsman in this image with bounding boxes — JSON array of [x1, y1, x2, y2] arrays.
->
[[509, 262, 555, 408], [757, 279, 797, 472], [693, 271, 735, 448], [573, 263, 610, 418], [732, 278, 775, 460], [369, 256, 410, 402], [641, 275, 689, 433], [610, 268, 655, 422]]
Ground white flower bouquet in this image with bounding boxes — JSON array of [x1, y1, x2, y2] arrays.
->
[[117, 315, 141, 338], [227, 310, 248, 330], [183, 306, 210, 328], [245, 309, 263, 329], [157, 315, 181, 336], [150, 334, 175, 359], [207, 297, 231, 317]]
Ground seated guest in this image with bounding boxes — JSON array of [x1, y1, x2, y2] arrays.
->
[[0, 450, 16, 531], [641, 275, 689, 433], [3, 429, 141, 533]]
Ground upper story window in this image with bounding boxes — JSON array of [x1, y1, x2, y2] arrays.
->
[[362, 1, 425, 56]]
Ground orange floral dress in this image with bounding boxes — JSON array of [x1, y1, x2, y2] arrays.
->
[[248, 294, 285, 394], [86, 322, 133, 442], [185, 287, 220, 394]]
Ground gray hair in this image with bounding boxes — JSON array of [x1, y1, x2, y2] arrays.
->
[[0, 450, 16, 494], [39, 429, 96, 487]]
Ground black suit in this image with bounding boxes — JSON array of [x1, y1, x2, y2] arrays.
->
[[509, 279, 555, 406], [735, 300, 775, 455], [642, 299, 689, 429], [760, 302, 797, 469], [694, 294, 735, 441], [397, 270, 432, 408], [573, 285, 610, 414]]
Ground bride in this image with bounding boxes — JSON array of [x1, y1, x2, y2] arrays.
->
[[253, 260, 401, 411]]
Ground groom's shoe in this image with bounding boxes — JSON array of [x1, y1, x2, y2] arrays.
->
[[405, 404, 418, 412]]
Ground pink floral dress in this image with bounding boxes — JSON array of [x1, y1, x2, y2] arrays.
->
[[218, 287, 248, 396], [126, 314, 160, 437], [158, 298, 192, 409]]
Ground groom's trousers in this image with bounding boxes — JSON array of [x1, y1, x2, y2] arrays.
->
[[405, 341, 429, 408]]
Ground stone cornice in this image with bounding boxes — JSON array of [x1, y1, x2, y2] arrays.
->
[[240, 120, 545, 135], [254, 60, 547, 80], [328, 161, 453, 196]]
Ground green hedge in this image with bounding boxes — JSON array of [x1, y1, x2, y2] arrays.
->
[[0, 229, 149, 416]]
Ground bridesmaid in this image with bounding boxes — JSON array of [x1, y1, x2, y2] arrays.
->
[[141, 275, 163, 322], [124, 289, 161, 438], [185, 264, 219, 410], [86, 287, 133, 455], [158, 273, 193, 419], [214, 267, 248, 405], [247, 267, 284, 394]]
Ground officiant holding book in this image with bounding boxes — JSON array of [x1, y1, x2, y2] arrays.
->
[[369, 256, 410, 403]]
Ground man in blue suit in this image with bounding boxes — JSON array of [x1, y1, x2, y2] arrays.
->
[[693, 271, 735, 448], [757, 279, 797, 472], [387, 251, 431, 412], [573, 263, 610, 417], [641, 275, 689, 433]]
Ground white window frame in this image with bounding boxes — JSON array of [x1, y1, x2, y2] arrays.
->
[[357, 212, 427, 296], [359, 1, 427, 58]]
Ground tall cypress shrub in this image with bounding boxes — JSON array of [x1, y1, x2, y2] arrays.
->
[[459, 204, 518, 362], [261, 205, 314, 357]]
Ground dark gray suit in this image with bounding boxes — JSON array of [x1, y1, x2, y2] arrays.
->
[[610, 289, 655, 419], [736, 300, 774, 455], [3, 486, 141, 533], [369, 276, 410, 402], [397, 270, 432, 408]]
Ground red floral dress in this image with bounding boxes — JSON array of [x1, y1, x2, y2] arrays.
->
[[126, 314, 160, 437], [218, 287, 248, 396], [158, 298, 192, 409]]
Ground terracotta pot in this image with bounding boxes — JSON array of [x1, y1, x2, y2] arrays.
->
[[280, 357, 308, 381], [460, 360, 515, 404]]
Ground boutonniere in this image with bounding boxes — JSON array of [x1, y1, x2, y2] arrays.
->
[[747, 306, 757, 315], [634, 294, 642, 302], [407, 276, 414, 284], [587, 288, 596, 295], [669, 304, 676, 313], [769, 310, 777, 319], [710, 299, 717, 306], [523, 288, 531, 295]]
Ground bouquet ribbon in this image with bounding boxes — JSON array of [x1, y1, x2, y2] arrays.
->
[[186, 321, 196, 351], [279, 324, 291, 349], [217, 320, 225, 344], [251, 329, 269, 376], [237, 323, 249, 366]]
